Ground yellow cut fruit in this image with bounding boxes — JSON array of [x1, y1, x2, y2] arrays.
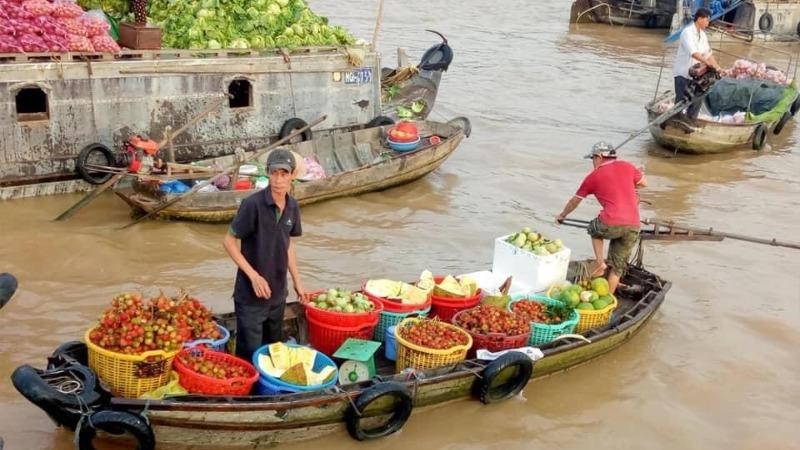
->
[[269, 342, 291, 369], [257, 354, 285, 378]]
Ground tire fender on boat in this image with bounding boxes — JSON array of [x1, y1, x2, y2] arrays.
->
[[10, 364, 104, 429], [278, 118, 313, 142], [772, 111, 792, 135], [752, 123, 768, 150], [365, 116, 395, 128], [345, 381, 413, 441], [76, 143, 116, 185], [758, 12, 773, 32], [474, 351, 533, 405], [48, 341, 89, 369], [789, 96, 800, 116], [75, 410, 155, 450]]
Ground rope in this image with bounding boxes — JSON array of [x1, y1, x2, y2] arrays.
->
[[332, 385, 361, 417], [140, 399, 152, 425], [576, 3, 614, 26]]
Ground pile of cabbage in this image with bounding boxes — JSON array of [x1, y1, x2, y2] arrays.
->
[[147, 0, 355, 49]]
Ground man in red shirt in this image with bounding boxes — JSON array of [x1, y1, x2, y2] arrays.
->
[[556, 142, 647, 294]]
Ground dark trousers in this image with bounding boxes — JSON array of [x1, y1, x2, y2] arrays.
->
[[234, 298, 286, 361], [674, 76, 701, 119]]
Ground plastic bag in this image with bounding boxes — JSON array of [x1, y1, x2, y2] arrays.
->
[[51, 0, 85, 18], [138, 371, 188, 400], [80, 9, 110, 37]]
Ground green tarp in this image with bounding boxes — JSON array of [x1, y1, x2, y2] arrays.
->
[[705, 78, 797, 123]]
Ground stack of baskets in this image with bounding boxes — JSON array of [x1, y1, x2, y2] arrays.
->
[[363, 287, 432, 342], [451, 306, 531, 358], [507, 293, 579, 346], [85, 328, 178, 398], [430, 276, 482, 323], [394, 318, 472, 371], [302, 291, 381, 356], [173, 346, 259, 395]]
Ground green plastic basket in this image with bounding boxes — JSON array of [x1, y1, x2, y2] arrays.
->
[[373, 306, 431, 342], [507, 294, 579, 346]]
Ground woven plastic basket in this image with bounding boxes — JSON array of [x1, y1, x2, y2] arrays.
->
[[451, 307, 530, 356], [85, 328, 178, 398], [305, 313, 378, 356], [394, 318, 472, 371], [574, 294, 618, 333], [373, 306, 431, 342], [507, 294, 579, 345], [173, 347, 258, 395]]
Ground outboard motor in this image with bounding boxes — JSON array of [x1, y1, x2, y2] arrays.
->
[[687, 62, 721, 99]]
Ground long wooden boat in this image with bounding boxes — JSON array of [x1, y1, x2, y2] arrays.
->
[[645, 91, 797, 154], [12, 262, 670, 448], [570, 0, 676, 28], [113, 118, 469, 222]]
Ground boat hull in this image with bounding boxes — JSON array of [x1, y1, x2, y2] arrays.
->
[[116, 121, 466, 222], [570, 0, 676, 28], [105, 266, 669, 447]]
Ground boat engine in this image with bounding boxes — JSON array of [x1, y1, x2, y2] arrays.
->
[[119, 135, 163, 174], [687, 63, 722, 99]]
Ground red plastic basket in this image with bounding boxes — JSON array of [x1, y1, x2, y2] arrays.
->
[[306, 312, 378, 356], [452, 309, 531, 358], [173, 347, 259, 396], [362, 283, 432, 313], [301, 290, 384, 327], [430, 276, 483, 322]]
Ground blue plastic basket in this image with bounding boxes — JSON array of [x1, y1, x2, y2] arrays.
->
[[507, 294, 579, 346], [373, 306, 431, 342], [385, 326, 398, 361], [251, 343, 338, 394], [183, 323, 230, 352], [387, 136, 420, 152]]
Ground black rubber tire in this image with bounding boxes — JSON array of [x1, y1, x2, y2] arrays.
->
[[48, 341, 88, 369], [790, 96, 800, 116], [366, 115, 395, 128], [11, 364, 104, 429], [278, 118, 312, 143], [474, 351, 533, 405], [76, 143, 115, 185], [76, 410, 155, 450], [758, 12, 773, 32], [752, 123, 768, 150], [345, 382, 413, 441], [772, 111, 792, 135]]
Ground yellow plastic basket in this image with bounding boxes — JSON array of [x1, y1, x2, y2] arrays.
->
[[84, 328, 178, 398], [574, 295, 618, 333], [394, 318, 472, 372]]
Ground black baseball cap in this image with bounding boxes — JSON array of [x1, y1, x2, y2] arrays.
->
[[266, 148, 296, 173]]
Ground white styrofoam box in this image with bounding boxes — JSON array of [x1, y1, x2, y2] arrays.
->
[[458, 270, 534, 296], [491, 235, 570, 293]]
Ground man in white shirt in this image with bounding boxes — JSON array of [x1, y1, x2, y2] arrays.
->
[[672, 8, 720, 119]]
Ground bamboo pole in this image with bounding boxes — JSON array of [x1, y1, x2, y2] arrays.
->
[[371, 0, 385, 50]]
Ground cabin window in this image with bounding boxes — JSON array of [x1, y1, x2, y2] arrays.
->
[[16, 87, 49, 122], [228, 79, 252, 109]]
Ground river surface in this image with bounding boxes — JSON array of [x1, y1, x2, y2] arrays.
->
[[1, 1, 799, 449]]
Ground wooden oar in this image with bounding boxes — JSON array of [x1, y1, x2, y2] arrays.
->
[[119, 115, 327, 229], [54, 173, 125, 221], [642, 218, 800, 250]]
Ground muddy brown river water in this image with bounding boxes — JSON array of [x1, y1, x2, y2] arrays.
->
[[1, 1, 799, 449]]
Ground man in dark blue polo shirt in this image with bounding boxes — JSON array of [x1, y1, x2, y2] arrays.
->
[[223, 149, 306, 360]]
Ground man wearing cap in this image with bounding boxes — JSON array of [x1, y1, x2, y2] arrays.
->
[[556, 142, 647, 295], [673, 7, 721, 119], [223, 148, 306, 360]]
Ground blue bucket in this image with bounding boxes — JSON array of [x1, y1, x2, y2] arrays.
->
[[252, 343, 338, 394], [385, 326, 397, 361]]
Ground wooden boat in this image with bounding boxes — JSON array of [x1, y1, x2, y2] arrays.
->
[[570, 0, 676, 28], [113, 119, 468, 222], [11, 262, 671, 448], [645, 90, 798, 154]]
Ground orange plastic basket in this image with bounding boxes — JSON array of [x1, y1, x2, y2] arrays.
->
[[173, 347, 259, 395], [85, 328, 178, 398], [305, 313, 378, 356], [394, 318, 472, 371], [452, 308, 530, 358]]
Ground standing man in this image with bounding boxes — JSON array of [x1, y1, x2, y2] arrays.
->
[[673, 7, 721, 119], [556, 142, 647, 295], [223, 149, 305, 360]]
